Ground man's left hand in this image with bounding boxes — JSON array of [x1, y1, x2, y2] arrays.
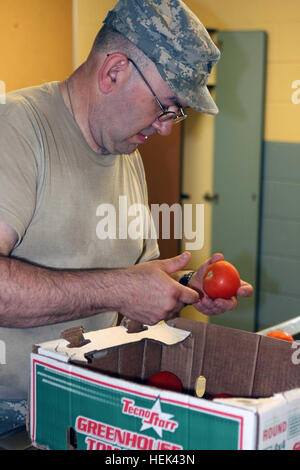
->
[[188, 253, 254, 316]]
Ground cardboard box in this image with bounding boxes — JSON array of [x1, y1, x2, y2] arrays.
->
[[29, 318, 300, 450]]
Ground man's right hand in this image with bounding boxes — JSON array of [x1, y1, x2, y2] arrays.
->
[[117, 252, 199, 325]]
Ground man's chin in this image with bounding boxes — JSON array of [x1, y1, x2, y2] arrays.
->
[[108, 135, 150, 155], [119, 142, 140, 155]]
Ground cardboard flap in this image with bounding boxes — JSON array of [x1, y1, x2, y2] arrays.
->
[[211, 394, 286, 412], [36, 321, 191, 363]]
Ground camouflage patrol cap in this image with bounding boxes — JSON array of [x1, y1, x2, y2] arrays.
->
[[104, 0, 220, 114]]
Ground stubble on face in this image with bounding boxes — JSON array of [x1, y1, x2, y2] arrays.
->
[[88, 61, 182, 156], [89, 83, 159, 155]]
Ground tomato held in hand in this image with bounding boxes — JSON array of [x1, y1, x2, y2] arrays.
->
[[203, 261, 240, 299], [266, 330, 294, 342], [146, 371, 183, 393]]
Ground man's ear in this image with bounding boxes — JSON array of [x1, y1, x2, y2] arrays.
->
[[98, 53, 129, 94]]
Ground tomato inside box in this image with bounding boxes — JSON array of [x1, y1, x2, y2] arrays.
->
[[30, 317, 300, 450]]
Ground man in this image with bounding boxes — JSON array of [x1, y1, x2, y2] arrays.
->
[[0, 0, 252, 430]]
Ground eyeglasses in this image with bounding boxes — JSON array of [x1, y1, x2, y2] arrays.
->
[[128, 58, 187, 124]]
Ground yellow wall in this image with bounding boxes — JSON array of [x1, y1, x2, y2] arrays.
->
[[74, 0, 117, 67], [0, 0, 73, 92]]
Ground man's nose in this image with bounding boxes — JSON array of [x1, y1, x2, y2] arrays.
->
[[152, 118, 174, 136]]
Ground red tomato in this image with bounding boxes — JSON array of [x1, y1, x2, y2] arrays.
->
[[210, 393, 233, 400], [266, 330, 294, 342], [203, 261, 240, 299], [146, 371, 183, 393]]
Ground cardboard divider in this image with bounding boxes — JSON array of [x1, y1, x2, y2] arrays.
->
[[252, 336, 300, 397], [160, 336, 194, 391], [118, 342, 145, 381], [201, 323, 261, 397], [169, 318, 208, 392], [64, 316, 300, 399], [140, 340, 162, 380], [83, 347, 120, 377]]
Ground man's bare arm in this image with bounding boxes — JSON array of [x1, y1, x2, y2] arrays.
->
[[0, 222, 199, 328]]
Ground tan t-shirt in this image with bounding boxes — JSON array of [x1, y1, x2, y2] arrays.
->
[[0, 82, 159, 398]]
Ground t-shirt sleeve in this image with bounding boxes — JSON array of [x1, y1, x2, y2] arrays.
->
[[0, 107, 38, 246]]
